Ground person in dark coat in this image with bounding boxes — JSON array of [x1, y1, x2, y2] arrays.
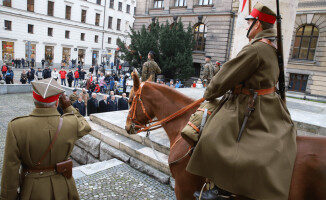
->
[[98, 95, 108, 113], [21, 58, 25, 68], [108, 95, 118, 112], [41, 59, 45, 68], [118, 93, 129, 110], [43, 66, 52, 79], [67, 70, 74, 87], [89, 66, 94, 74], [87, 93, 99, 116], [5, 68, 14, 84], [73, 96, 86, 116], [27, 69, 34, 83], [79, 69, 86, 80]]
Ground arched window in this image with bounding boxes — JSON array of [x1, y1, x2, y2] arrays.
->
[[194, 23, 207, 51], [292, 25, 319, 61]]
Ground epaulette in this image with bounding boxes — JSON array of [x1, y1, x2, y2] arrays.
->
[[11, 115, 29, 122], [62, 112, 75, 117]]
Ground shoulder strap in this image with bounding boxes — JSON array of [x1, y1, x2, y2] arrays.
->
[[35, 117, 63, 166], [259, 38, 277, 49]]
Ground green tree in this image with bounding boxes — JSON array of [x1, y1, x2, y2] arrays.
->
[[117, 20, 195, 81]]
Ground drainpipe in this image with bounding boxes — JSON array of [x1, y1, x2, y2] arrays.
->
[[101, 0, 107, 63], [226, 11, 235, 61]]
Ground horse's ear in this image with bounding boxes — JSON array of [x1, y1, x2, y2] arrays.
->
[[132, 71, 140, 91]]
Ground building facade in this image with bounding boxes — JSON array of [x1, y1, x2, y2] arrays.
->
[[287, 0, 326, 97], [134, 0, 238, 77], [0, 0, 136, 68]]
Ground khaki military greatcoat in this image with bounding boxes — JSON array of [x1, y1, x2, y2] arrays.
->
[[69, 93, 78, 104], [141, 58, 161, 82], [1, 106, 91, 200], [187, 29, 297, 200], [202, 62, 214, 83]]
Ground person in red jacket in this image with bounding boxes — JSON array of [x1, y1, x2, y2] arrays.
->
[[94, 83, 101, 93], [74, 70, 79, 87], [59, 69, 67, 86]]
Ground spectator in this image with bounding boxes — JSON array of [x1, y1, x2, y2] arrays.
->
[[175, 80, 182, 88], [74, 70, 79, 87], [30, 66, 35, 75], [1, 63, 8, 78], [43, 66, 52, 79], [109, 77, 115, 91], [109, 90, 115, 97], [41, 58, 45, 68], [31, 58, 35, 68], [108, 95, 118, 112], [5, 67, 14, 84], [59, 68, 67, 86], [118, 93, 129, 110], [27, 69, 34, 83], [21, 58, 25, 68], [67, 70, 74, 87], [81, 88, 89, 115], [52, 68, 59, 81], [94, 83, 101, 93], [73, 95, 86, 116], [17, 59, 21, 68], [69, 89, 78, 104], [20, 70, 27, 84], [98, 95, 108, 113], [79, 69, 86, 81], [95, 64, 99, 76], [36, 68, 43, 80], [89, 66, 94, 74], [87, 93, 99, 116], [169, 80, 174, 88]]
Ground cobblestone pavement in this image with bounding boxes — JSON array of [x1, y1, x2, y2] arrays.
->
[[0, 93, 176, 199], [76, 163, 175, 200]]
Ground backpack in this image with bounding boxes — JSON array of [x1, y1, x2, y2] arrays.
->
[[2, 66, 7, 72]]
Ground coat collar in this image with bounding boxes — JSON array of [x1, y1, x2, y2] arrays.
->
[[250, 28, 277, 44], [29, 108, 61, 117]]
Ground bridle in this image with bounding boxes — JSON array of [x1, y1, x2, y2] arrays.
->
[[127, 81, 205, 165], [128, 81, 205, 134]]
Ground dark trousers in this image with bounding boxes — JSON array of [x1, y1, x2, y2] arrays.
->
[[68, 80, 73, 87]]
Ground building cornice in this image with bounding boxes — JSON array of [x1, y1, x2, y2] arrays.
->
[[134, 11, 235, 18], [296, 10, 326, 15], [0, 37, 17, 41]]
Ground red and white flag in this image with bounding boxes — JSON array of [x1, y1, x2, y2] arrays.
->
[[241, 0, 248, 12]]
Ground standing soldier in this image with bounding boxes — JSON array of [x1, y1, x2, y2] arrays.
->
[[69, 88, 79, 104], [1, 78, 91, 199], [202, 56, 214, 86], [141, 51, 161, 82], [188, 3, 297, 200]]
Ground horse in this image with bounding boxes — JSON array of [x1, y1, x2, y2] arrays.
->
[[125, 72, 326, 200]]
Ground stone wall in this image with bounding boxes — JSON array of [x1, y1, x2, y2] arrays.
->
[[0, 84, 33, 94]]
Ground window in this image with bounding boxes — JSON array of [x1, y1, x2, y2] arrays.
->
[[134, 7, 136, 14], [108, 16, 113, 29], [27, 0, 34, 12], [118, 2, 122, 11], [125, 21, 129, 31], [116, 38, 120, 44], [95, 13, 100, 26], [194, 23, 207, 51], [3, 0, 11, 7], [198, 0, 212, 5], [80, 33, 85, 41], [95, 35, 99, 43], [288, 74, 308, 92], [175, 0, 186, 6], [108, 37, 112, 44], [65, 6, 71, 20], [126, 4, 130, 13], [154, 0, 163, 8], [65, 30, 70, 39], [96, 0, 101, 5], [117, 18, 121, 30], [48, 1, 54, 16], [292, 25, 319, 61], [4, 20, 11, 31], [28, 24, 34, 34], [81, 9, 87, 23], [48, 27, 53, 36], [109, 0, 114, 8]]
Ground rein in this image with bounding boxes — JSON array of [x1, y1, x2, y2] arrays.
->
[[128, 81, 205, 165]]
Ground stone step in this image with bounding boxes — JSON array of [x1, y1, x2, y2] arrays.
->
[[89, 111, 171, 155], [86, 119, 171, 176]]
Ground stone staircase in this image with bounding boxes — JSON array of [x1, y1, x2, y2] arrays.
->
[[73, 110, 175, 187]]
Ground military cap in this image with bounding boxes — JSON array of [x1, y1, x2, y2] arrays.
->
[[245, 2, 276, 24], [205, 56, 212, 59], [149, 50, 155, 55], [32, 78, 65, 103], [216, 61, 221, 65], [73, 88, 77, 92]]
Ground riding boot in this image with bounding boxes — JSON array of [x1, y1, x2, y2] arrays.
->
[[194, 186, 232, 200]]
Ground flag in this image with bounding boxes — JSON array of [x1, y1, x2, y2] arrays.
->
[[241, 0, 248, 12]]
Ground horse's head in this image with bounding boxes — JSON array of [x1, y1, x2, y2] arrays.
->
[[125, 72, 155, 134]]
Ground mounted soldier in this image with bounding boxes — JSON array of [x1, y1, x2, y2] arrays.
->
[[141, 51, 161, 82], [1, 78, 91, 199], [187, 2, 297, 200]]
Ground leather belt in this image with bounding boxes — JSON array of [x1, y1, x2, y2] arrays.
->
[[24, 166, 56, 174], [232, 84, 276, 96]]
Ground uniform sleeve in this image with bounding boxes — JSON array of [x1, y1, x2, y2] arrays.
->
[[202, 65, 209, 80], [64, 105, 91, 138], [155, 64, 161, 74], [141, 63, 148, 81], [204, 45, 260, 101], [1, 123, 21, 200]]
